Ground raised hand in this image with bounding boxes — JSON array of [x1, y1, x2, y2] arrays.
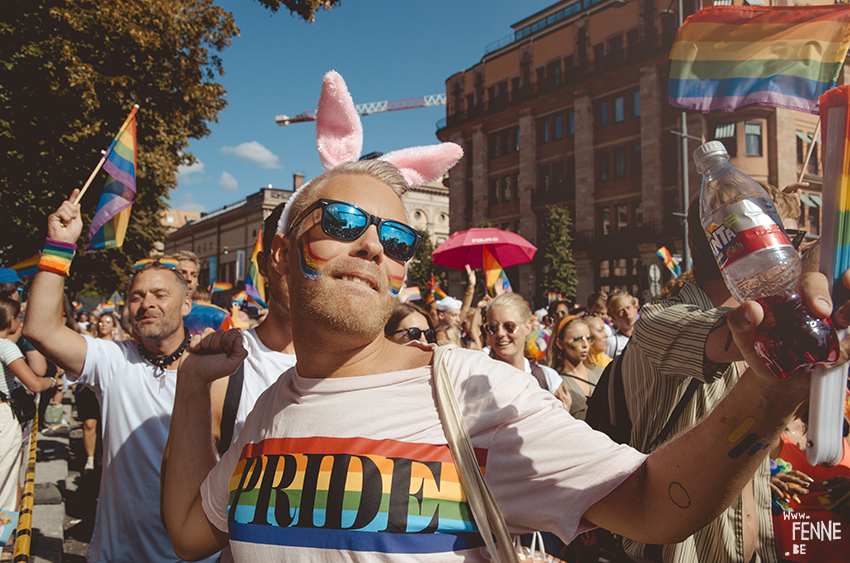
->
[[178, 328, 248, 386], [47, 189, 84, 244]]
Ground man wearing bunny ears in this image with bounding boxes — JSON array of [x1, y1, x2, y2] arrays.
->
[[161, 71, 850, 562]]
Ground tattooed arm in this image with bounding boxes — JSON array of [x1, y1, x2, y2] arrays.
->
[[584, 271, 850, 544]]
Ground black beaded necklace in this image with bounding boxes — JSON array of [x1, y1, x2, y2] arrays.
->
[[138, 329, 191, 372]]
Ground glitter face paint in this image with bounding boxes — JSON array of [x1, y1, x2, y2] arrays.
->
[[298, 238, 326, 280], [388, 273, 404, 298]]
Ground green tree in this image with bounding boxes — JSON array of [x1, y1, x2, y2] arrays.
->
[[407, 229, 448, 292], [0, 0, 337, 295], [539, 205, 577, 302]]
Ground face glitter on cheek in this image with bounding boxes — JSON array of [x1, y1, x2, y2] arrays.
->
[[298, 238, 326, 280], [388, 273, 404, 298]]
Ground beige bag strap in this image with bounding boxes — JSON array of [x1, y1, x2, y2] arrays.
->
[[432, 345, 519, 563]]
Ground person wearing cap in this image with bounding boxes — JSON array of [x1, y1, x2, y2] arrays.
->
[[0, 268, 22, 302], [23, 191, 216, 563], [435, 296, 463, 328]]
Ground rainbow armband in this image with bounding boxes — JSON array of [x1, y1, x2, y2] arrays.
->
[[38, 238, 76, 275]]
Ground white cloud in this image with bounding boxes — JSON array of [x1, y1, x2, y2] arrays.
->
[[176, 193, 207, 213], [220, 141, 283, 169], [219, 171, 239, 192], [176, 160, 206, 184]]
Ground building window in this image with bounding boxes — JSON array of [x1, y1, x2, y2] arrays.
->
[[594, 43, 605, 71], [632, 90, 641, 117], [552, 161, 564, 186], [599, 207, 611, 236], [634, 201, 644, 228], [513, 172, 520, 201], [609, 35, 624, 65], [489, 133, 499, 159], [502, 175, 512, 202], [597, 150, 609, 182], [538, 165, 550, 191], [614, 147, 627, 178], [616, 204, 629, 232], [569, 111, 575, 136], [745, 122, 762, 156], [600, 101, 609, 127], [513, 126, 520, 152], [489, 177, 499, 205], [538, 118, 550, 144], [614, 96, 625, 123], [631, 144, 642, 178], [554, 114, 564, 140], [715, 123, 737, 157], [500, 130, 510, 156]]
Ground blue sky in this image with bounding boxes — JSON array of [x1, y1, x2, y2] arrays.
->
[[171, 0, 556, 213]]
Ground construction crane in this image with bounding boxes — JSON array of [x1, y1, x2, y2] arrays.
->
[[275, 93, 446, 126]]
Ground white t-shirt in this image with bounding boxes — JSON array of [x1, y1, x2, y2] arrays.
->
[[523, 357, 562, 393], [230, 329, 297, 447], [72, 336, 217, 563], [0, 339, 23, 397], [201, 346, 647, 562], [606, 331, 629, 358]]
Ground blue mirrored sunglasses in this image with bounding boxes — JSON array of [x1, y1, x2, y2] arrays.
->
[[289, 199, 422, 262]]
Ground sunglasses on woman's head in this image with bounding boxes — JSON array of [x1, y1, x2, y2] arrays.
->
[[394, 327, 436, 343], [289, 199, 422, 262], [482, 321, 520, 336]]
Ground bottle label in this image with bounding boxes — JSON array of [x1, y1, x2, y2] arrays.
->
[[704, 198, 792, 270]]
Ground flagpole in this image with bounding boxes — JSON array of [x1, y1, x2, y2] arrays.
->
[[73, 104, 139, 205], [798, 117, 821, 184]]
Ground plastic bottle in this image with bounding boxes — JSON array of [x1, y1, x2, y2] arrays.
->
[[694, 141, 838, 378]]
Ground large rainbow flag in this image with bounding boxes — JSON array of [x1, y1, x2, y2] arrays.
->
[[244, 230, 267, 308], [668, 6, 850, 114], [86, 107, 138, 252]]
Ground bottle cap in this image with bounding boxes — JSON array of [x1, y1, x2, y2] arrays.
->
[[693, 141, 728, 174]]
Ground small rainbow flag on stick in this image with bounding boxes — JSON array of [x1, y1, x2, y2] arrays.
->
[[211, 282, 232, 292], [483, 246, 512, 296], [9, 253, 40, 279], [84, 106, 139, 252], [400, 286, 421, 302], [657, 246, 681, 277], [245, 230, 267, 308], [668, 6, 850, 114]]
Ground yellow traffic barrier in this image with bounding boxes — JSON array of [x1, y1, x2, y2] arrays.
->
[[13, 412, 38, 562]]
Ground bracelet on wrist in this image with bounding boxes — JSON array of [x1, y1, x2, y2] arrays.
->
[[38, 237, 76, 276]]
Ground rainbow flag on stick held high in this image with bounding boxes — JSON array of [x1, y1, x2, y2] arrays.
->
[[85, 106, 139, 252], [668, 6, 850, 114], [400, 286, 421, 302], [9, 253, 40, 279], [245, 230, 267, 308], [210, 282, 232, 292], [656, 246, 681, 277], [483, 246, 512, 296]]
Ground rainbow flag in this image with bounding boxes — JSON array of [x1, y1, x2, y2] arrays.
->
[[86, 107, 138, 252], [657, 246, 681, 277], [402, 286, 421, 302], [101, 302, 116, 314], [245, 230, 267, 308], [211, 282, 232, 292], [483, 246, 512, 296], [73, 302, 85, 315], [9, 253, 40, 279], [668, 6, 850, 114], [548, 292, 563, 304]]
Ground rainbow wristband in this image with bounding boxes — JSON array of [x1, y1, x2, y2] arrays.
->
[[38, 238, 76, 275]]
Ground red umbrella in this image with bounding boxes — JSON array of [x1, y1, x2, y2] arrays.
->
[[432, 227, 537, 270]]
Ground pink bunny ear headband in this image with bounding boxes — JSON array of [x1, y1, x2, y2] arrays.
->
[[277, 70, 463, 235]]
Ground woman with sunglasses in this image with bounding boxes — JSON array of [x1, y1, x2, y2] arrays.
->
[[384, 303, 435, 345], [547, 316, 602, 420], [484, 294, 568, 408]]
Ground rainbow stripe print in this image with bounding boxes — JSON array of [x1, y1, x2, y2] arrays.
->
[[668, 6, 850, 114], [226, 436, 486, 554]]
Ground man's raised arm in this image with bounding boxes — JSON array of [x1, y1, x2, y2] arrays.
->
[[585, 271, 850, 544], [161, 329, 246, 561], [23, 189, 88, 376]]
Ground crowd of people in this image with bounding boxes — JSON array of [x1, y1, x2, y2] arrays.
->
[[0, 156, 845, 563]]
